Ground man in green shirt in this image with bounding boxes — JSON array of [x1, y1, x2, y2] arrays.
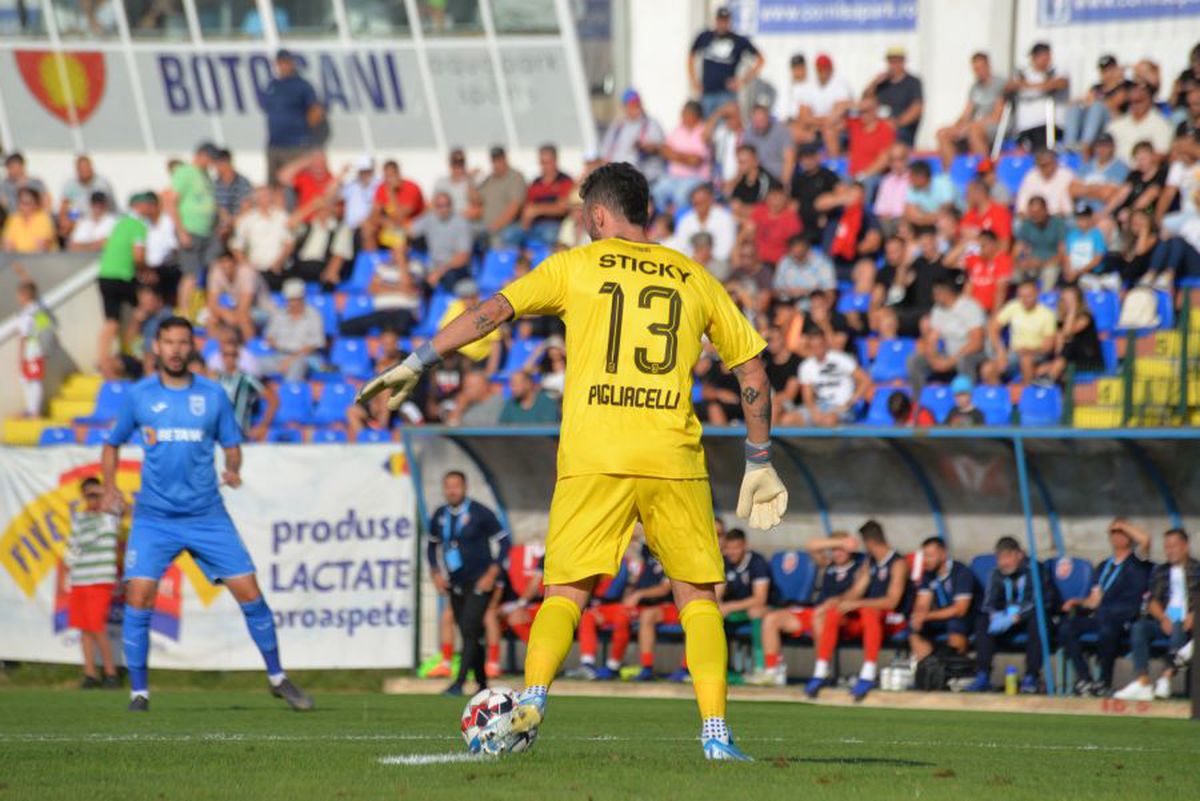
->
[[498, 370, 561, 425], [166, 142, 218, 316], [96, 192, 153, 374]]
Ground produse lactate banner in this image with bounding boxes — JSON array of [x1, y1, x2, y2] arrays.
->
[[0, 444, 418, 669]]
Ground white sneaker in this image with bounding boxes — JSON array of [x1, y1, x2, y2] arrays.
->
[[745, 666, 786, 687], [1113, 680, 1154, 701], [1173, 640, 1193, 669], [1154, 676, 1172, 700]]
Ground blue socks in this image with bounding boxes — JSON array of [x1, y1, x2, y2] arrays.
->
[[240, 597, 284, 680], [122, 605, 152, 696]]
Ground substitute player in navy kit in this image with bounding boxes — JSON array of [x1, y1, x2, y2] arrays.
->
[[102, 317, 311, 712], [427, 470, 512, 696], [909, 537, 979, 662]]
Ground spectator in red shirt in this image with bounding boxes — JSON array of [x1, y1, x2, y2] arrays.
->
[[521, 144, 574, 245], [278, 151, 335, 222], [959, 178, 1013, 246], [830, 98, 895, 203], [887, 390, 936, 427], [746, 184, 802, 266], [954, 229, 1012, 313], [373, 160, 426, 238]]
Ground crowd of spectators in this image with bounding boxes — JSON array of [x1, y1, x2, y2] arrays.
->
[[5, 23, 1200, 438]]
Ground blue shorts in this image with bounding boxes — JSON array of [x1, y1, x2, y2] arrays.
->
[[919, 616, 971, 640], [125, 512, 256, 583]]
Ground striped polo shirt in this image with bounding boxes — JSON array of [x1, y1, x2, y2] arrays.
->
[[67, 508, 120, 585]]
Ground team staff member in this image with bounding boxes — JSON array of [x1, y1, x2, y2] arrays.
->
[[807, 521, 910, 701], [908, 537, 979, 662], [1059, 519, 1150, 696], [967, 536, 1058, 694], [427, 470, 512, 696], [359, 162, 787, 760], [749, 531, 863, 687]]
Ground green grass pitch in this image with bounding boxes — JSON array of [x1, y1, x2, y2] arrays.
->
[[1, 687, 1196, 800]]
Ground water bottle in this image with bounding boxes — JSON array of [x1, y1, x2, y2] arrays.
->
[[1004, 665, 1019, 696]]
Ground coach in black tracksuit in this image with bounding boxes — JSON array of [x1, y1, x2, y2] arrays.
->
[[427, 470, 510, 696], [973, 537, 1059, 691]]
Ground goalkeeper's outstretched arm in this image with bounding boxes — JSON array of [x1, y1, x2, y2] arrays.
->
[[357, 294, 516, 408], [732, 356, 788, 531]]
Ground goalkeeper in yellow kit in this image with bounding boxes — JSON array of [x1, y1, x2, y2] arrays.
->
[[358, 163, 787, 761]]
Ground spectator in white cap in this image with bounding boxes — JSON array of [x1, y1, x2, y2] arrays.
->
[[261, 278, 327, 381], [341, 154, 379, 230]]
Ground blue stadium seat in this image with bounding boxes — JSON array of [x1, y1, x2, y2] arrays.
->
[[356, 429, 393, 443], [74, 381, 130, 425], [822, 157, 849, 179], [949, 154, 983, 194], [340, 293, 375, 323], [1039, 290, 1059, 311], [478, 248, 519, 294], [38, 427, 75, 446], [201, 338, 220, 362], [915, 155, 942, 176], [969, 554, 997, 590], [972, 385, 1013, 425], [1084, 290, 1118, 333], [307, 294, 339, 337], [1061, 151, 1082, 172], [1045, 556, 1094, 602], [275, 381, 314, 426], [267, 428, 304, 444], [341, 250, 388, 294], [769, 551, 816, 605], [1018, 385, 1062, 426], [869, 338, 916, 384], [525, 241, 551, 266], [1100, 337, 1118, 374], [246, 337, 275, 359], [498, 337, 545, 379], [310, 428, 348, 444], [412, 289, 454, 338], [918, 384, 955, 424], [996, 154, 1034, 196], [329, 337, 373, 380], [865, 386, 910, 425], [217, 293, 237, 310], [836, 291, 871, 314], [82, 427, 111, 446], [312, 381, 356, 425]]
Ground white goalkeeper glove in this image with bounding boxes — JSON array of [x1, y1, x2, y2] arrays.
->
[[736, 440, 788, 531], [356, 342, 440, 411]]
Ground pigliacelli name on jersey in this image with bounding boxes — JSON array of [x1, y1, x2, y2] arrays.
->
[[587, 383, 681, 409], [598, 253, 693, 283]]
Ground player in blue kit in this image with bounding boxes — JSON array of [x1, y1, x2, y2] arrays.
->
[[101, 317, 312, 713]]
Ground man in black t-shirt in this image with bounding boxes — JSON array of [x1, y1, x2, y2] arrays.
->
[[728, 144, 781, 210], [689, 7, 763, 117], [764, 325, 801, 424], [864, 47, 924, 146], [789, 143, 840, 243]]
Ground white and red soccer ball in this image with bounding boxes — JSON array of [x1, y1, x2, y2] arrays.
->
[[459, 687, 536, 755]]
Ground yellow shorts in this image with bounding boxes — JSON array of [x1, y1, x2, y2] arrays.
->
[[543, 474, 723, 586]]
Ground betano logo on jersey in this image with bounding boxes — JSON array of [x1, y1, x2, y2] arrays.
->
[[14, 50, 106, 125], [0, 459, 222, 641]]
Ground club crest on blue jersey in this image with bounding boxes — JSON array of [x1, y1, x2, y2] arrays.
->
[[190, 394, 206, 416]]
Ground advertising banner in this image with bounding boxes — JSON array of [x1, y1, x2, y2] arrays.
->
[[1038, 0, 1200, 26], [0, 444, 418, 669], [755, 0, 918, 33]]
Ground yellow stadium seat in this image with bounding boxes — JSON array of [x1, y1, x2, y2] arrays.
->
[[1, 417, 50, 446]]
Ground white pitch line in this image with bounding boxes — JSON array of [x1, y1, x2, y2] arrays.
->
[[836, 737, 1183, 754], [379, 753, 488, 766]]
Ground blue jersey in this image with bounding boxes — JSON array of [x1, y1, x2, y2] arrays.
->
[[919, 560, 977, 613], [816, 553, 864, 603], [722, 550, 772, 603], [426, 499, 510, 586], [109, 375, 242, 518]]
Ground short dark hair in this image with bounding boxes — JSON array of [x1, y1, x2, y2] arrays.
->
[[5, 152, 25, 166], [1028, 194, 1047, 208], [910, 160, 931, 179], [17, 280, 37, 298], [156, 315, 194, 338], [995, 536, 1022, 553], [979, 229, 998, 244], [1017, 277, 1038, 291], [17, 186, 40, 204], [538, 143, 557, 158], [1132, 139, 1155, 155], [859, 520, 886, 545], [444, 470, 467, 484], [724, 528, 747, 543], [887, 390, 913, 422], [81, 477, 102, 491], [1166, 527, 1190, 543], [932, 275, 960, 294], [922, 536, 947, 550], [790, 53, 806, 67], [579, 162, 651, 227], [736, 143, 758, 158], [971, 51, 989, 63], [382, 159, 399, 171]]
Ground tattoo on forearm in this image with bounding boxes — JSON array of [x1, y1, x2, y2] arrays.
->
[[472, 312, 494, 333]]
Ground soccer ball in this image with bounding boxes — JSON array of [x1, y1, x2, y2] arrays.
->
[[459, 687, 537, 755]]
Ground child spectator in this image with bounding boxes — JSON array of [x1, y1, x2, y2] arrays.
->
[[945, 375, 985, 426], [66, 477, 121, 689]]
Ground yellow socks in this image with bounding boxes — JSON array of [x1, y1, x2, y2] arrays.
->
[[680, 599, 727, 721], [523, 595, 581, 689]]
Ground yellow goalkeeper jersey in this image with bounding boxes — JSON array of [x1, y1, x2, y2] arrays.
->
[[499, 237, 764, 480]]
